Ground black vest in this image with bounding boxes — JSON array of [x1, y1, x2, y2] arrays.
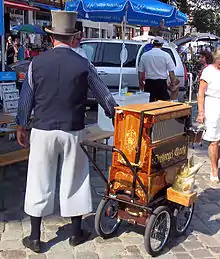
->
[[32, 47, 89, 131]]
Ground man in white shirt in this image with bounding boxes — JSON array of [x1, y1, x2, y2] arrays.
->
[[138, 36, 178, 102]]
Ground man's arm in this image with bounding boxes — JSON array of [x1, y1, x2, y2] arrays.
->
[[138, 72, 145, 91], [169, 71, 177, 89], [87, 63, 117, 119], [16, 62, 35, 147], [138, 56, 145, 90]]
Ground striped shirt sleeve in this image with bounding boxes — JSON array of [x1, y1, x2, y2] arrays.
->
[[88, 63, 117, 118], [16, 62, 35, 128]]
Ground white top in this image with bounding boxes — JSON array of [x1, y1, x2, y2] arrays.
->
[[138, 48, 175, 80], [29, 34, 35, 44], [200, 65, 220, 99], [72, 47, 88, 59]]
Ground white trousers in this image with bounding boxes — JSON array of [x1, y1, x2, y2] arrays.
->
[[25, 128, 92, 217]]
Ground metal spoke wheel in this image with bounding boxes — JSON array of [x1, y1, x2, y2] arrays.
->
[[95, 199, 121, 239], [144, 206, 172, 257], [172, 203, 194, 236]]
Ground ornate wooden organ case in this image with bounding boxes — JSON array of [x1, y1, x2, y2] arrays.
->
[[109, 101, 191, 205]]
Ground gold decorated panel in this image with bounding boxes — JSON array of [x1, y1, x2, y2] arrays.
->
[[109, 165, 148, 204], [113, 111, 151, 171]]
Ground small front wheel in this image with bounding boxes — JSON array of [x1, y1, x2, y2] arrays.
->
[[144, 206, 172, 257], [172, 203, 194, 236], [95, 199, 121, 239]]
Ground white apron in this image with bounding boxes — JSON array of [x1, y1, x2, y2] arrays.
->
[[25, 128, 92, 217]]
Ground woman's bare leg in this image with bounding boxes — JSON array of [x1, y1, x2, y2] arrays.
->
[[209, 141, 219, 177]]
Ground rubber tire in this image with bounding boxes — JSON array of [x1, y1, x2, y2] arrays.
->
[[144, 206, 172, 257], [95, 199, 121, 239], [172, 203, 194, 237]]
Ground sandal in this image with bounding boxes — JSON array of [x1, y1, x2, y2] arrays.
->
[[210, 175, 219, 183]]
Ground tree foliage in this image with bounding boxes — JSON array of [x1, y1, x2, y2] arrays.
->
[[161, 0, 220, 35]]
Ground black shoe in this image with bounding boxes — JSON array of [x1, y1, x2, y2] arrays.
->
[[69, 230, 91, 247], [22, 236, 41, 253]]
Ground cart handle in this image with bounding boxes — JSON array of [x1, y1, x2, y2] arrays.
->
[[80, 140, 114, 152], [80, 140, 149, 198]]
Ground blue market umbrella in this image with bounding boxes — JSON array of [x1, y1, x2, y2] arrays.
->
[[12, 24, 46, 34], [65, 0, 187, 27], [65, 0, 187, 93]]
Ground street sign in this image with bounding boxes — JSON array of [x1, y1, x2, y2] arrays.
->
[[0, 0, 3, 36], [0, 72, 17, 81]]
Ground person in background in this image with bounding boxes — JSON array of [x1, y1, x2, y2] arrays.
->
[[198, 51, 214, 79], [138, 36, 178, 102], [13, 37, 19, 63], [197, 50, 220, 183], [16, 10, 117, 253], [71, 31, 88, 59], [6, 36, 15, 65], [17, 42, 25, 61]]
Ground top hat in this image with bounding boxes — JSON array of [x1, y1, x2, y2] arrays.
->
[[45, 10, 78, 36]]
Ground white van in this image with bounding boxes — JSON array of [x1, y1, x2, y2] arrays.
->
[[80, 39, 187, 103]]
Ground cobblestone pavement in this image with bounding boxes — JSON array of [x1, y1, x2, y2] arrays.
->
[[0, 139, 220, 259]]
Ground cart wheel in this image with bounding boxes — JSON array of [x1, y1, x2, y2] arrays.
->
[[172, 203, 194, 236], [144, 206, 172, 257], [95, 199, 121, 239]]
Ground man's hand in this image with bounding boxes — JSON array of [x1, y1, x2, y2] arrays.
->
[[139, 83, 144, 91], [17, 126, 29, 148], [197, 112, 205, 124]]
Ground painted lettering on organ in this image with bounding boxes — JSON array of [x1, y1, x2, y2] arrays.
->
[[152, 145, 187, 165]]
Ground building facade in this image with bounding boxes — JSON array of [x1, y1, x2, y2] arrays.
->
[[4, 0, 139, 39]]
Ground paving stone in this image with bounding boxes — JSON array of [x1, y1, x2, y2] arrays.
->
[[46, 251, 74, 259], [182, 240, 204, 251], [43, 216, 65, 226], [121, 256, 144, 259], [98, 256, 120, 259], [95, 237, 121, 244], [155, 252, 175, 259], [28, 255, 46, 259], [96, 243, 126, 257], [0, 249, 26, 259], [126, 245, 140, 255], [0, 240, 24, 250], [47, 241, 69, 253], [0, 222, 5, 234], [4, 221, 22, 232], [74, 240, 96, 253], [174, 253, 193, 259], [1, 231, 23, 241], [74, 252, 99, 259], [190, 249, 213, 258], [197, 234, 220, 247], [209, 247, 220, 254], [120, 236, 144, 245], [21, 220, 30, 233], [170, 244, 186, 254]]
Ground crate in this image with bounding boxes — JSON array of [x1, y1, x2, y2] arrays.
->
[[166, 187, 197, 207]]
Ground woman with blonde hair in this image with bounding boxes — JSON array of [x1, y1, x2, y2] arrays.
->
[[197, 50, 220, 182]]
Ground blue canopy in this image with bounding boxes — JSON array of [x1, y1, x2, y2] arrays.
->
[[65, 0, 187, 27], [34, 3, 60, 11], [12, 24, 46, 34]]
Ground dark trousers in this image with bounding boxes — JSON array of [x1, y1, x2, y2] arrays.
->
[[144, 79, 170, 102]]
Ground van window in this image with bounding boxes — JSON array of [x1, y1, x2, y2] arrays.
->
[[138, 46, 176, 66], [81, 42, 97, 63], [100, 43, 141, 67], [161, 47, 176, 66]]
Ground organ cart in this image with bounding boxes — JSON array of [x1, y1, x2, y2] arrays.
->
[[81, 101, 201, 257]]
